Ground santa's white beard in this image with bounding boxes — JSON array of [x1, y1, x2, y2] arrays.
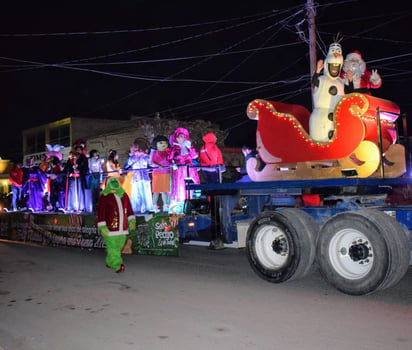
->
[[349, 66, 363, 79], [344, 58, 366, 76], [343, 61, 365, 88]]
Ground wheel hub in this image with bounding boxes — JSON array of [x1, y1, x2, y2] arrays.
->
[[348, 241, 370, 262], [272, 236, 288, 255]]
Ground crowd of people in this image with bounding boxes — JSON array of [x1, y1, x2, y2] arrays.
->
[[8, 128, 231, 215]]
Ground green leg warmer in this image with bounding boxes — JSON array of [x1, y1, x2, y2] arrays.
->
[[104, 235, 127, 270]]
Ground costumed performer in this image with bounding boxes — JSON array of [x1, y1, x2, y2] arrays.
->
[[97, 176, 136, 273], [45, 144, 66, 212], [105, 149, 123, 186], [235, 145, 265, 183], [9, 162, 23, 211], [199, 132, 225, 184], [340, 50, 382, 94], [73, 138, 89, 158], [75, 143, 90, 211], [38, 154, 52, 210], [88, 149, 105, 212], [123, 139, 153, 214], [22, 157, 48, 212], [309, 41, 345, 141], [63, 150, 86, 212], [167, 127, 200, 205], [149, 135, 171, 212]]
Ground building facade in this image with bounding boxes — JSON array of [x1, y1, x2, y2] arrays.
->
[[20, 115, 242, 172]]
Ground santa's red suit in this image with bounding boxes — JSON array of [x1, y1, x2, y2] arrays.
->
[[97, 177, 136, 273], [97, 192, 135, 236], [341, 50, 382, 94]]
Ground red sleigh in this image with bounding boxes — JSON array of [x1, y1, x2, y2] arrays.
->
[[245, 93, 405, 181]]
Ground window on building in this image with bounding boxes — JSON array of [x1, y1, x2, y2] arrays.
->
[[49, 125, 70, 147], [26, 132, 45, 154]]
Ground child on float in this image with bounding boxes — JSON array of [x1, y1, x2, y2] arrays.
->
[[149, 135, 171, 212]]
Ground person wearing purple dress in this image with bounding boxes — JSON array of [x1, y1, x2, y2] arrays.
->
[[22, 157, 48, 212]]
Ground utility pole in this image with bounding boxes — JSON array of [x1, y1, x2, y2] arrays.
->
[[306, 0, 317, 109], [307, 0, 317, 84]]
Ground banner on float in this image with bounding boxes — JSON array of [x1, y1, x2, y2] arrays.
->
[[0, 212, 105, 249], [0, 212, 180, 256], [131, 214, 179, 256]]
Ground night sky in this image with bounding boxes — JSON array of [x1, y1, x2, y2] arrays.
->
[[1, 0, 411, 161]]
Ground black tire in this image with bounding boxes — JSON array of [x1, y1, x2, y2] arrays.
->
[[355, 209, 410, 291], [246, 208, 319, 283], [317, 210, 408, 295]]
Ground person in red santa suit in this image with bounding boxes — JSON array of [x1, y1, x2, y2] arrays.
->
[[97, 176, 136, 273], [341, 50, 382, 94]]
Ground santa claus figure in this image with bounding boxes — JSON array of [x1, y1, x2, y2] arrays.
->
[[97, 176, 136, 273], [309, 42, 345, 142], [341, 50, 382, 94]]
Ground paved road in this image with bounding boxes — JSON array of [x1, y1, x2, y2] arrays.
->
[[0, 240, 411, 350]]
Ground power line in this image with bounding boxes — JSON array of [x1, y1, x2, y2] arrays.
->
[[0, 12, 280, 74], [61, 13, 281, 66], [70, 9, 307, 118], [195, 8, 307, 99], [0, 10, 288, 37], [0, 42, 303, 71]]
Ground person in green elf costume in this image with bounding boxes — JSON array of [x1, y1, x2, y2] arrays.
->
[[97, 176, 136, 273]]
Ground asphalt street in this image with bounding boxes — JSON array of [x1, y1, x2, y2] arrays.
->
[[0, 240, 411, 350]]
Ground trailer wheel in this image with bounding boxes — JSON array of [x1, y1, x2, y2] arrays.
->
[[355, 209, 410, 291], [246, 208, 318, 283], [317, 210, 410, 295]]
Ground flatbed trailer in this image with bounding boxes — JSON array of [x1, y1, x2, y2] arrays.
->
[[183, 177, 412, 295]]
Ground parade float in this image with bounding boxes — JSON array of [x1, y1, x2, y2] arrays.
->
[[246, 93, 404, 181], [245, 42, 405, 182], [183, 42, 412, 295]]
